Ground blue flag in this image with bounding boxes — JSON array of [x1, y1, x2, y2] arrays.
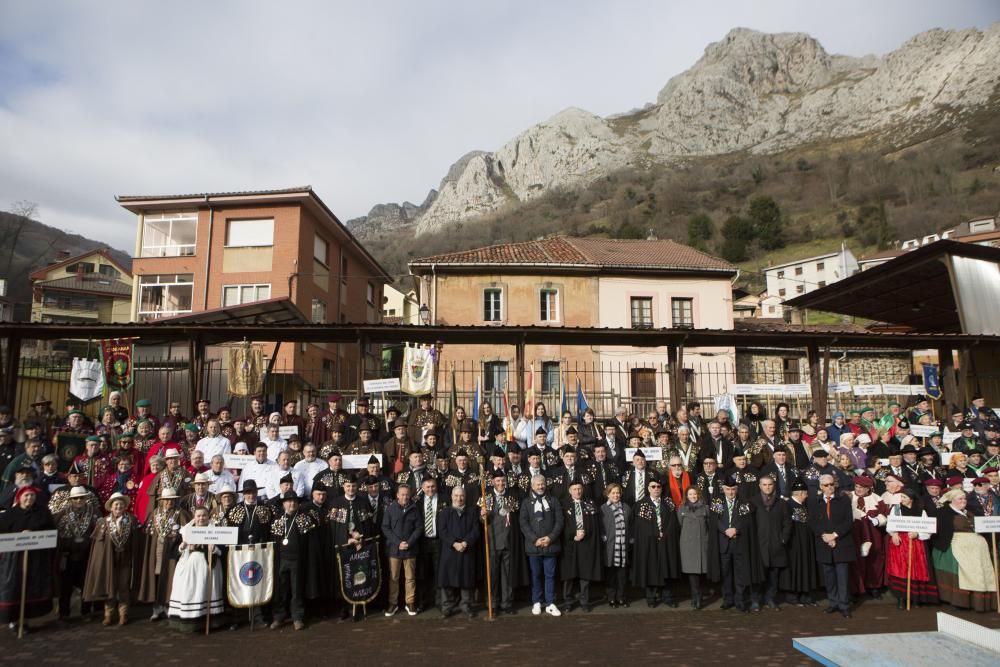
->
[[922, 363, 942, 400], [576, 379, 589, 423], [472, 375, 481, 420], [559, 369, 567, 417]]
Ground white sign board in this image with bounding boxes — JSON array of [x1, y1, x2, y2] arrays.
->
[[181, 525, 239, 545], [942, 431, 961, 445], [278, 426, 299, 440], [886, 515, 937, 534], [784, 383, 811, 396], [343, 454, 383, 469], [974, 516, 1000, 533], [939, 452, 954, 466], [910, 425, 938, 437], [0, 529, 58, 554], [626, 447, 663, 461], [224, 454, 256, 469], [363, 378, 401, 393], [853, 384, 883, 396], [828, 382, 853, 394], [882, 383, 913, 395]]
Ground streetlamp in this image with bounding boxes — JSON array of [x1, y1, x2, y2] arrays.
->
[[418, 304, 430, 325]]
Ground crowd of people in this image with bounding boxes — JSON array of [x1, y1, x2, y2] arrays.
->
[[0, 390, 998, 635]]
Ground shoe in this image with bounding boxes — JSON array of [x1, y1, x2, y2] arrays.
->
[[767, 602, 780, 611], [118, 612, 128, 626], [823, 606, 838, 614], [384, 606, 398, 617], [545, 604, 561, 617], [740, 605, 750, 613], [293, 621, 305, 630], [841, 610, 852, 619], [102, 610, 114, 627], [531, 602, 542, 615], [720, 602, 734, 610], [149, 611, 163, 622], [440, 609, 453, 619], [405, 605, 417, 616], [872, 590, 882, 600], [504, 608, 517, 615], [228, 623, 239, 631], [269, 620, 282, 630], [647, 600, 658, 608], [621, 600, 630, 608], [465, 610, 475, 620], [581, 605, 591, 613], [751, 603, 761, 613], [664, 599, 678, 608]]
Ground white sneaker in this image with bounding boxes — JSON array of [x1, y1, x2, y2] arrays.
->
[[545, 603, 561, 617], [531, 602, 542, 615]]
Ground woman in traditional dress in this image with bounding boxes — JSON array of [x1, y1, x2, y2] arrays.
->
[[167, 507, 225, 631], [780, 479, 818, 606], [677, 486, 717, 609], [740, 402, 766, 441], [598, 483, 632, 608], [0, 486, 54, 632], [932, 488, 997, 612], [886, 488, 938, 608], [837, 433, 867, 474], [135, 455, 164, 522], [84, 491, 143, 626], [138, 487, 188, 621]]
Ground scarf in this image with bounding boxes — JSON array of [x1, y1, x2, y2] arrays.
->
[[668, 471, 691, 507], [760, 491, 776, 510], [684, 499, 704, 513]]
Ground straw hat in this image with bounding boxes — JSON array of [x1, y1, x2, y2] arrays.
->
[[105, 491, 131, 512]]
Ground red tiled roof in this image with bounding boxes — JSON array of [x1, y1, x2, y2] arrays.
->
[[410, 236, 734, 274], [29, 249, 132, 281], [734, 319, 872, 334]]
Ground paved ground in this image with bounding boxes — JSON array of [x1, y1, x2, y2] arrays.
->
[[4, 597, 1000, 665]]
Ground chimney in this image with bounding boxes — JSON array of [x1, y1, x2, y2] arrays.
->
[[646, 228, 657, 240]]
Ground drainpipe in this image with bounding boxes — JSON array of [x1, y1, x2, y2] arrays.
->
[[201, 199, 214, 309], [431, 263, 437, 325]]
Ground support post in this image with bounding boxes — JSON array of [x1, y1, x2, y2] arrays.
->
[[807, 345, 823, 423], [819, 345, 831, 426], [356, 334, 368, 398], [667, 344, 684, 416], [2, 335, 20, 410], [938, 347, 958, 411], [958, 347, 971, 408], [192, 336, 206, 404], [515, 335, 526, 411]]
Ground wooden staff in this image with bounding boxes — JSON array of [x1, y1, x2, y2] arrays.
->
[[17, 550, 27, 639], [480, 474, 494, 621], [993, 532, 999, 616], [906, 535, 913, 611], [205, 547, 213, 635]]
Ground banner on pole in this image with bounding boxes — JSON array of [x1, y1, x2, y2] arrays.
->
[[363, 378, 400, 393], [337, 538, 382, 604], [401, 344, 435, 396], [228, 345, 263, 398], [922, 363, 942, 400], [70, 358, 105, 402], [227, 543, 274, 608], [100, 338, 136, 392]]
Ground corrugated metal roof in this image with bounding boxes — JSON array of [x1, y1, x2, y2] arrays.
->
[[116, 186, 313, 202], [36, 275, 132, 297]]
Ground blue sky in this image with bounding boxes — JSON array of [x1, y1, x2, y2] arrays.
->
[[1, 0, 998, 250]]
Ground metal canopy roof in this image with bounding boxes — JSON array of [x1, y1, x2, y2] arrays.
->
[[151, 298, 309, 326], [785, 240, 1000, 333]]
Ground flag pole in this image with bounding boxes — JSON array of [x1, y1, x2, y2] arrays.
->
[[17, 549, 27, 639], [480, 474, 494, 621], [906, 536, 912, 611], [206, 547, 213, 635]]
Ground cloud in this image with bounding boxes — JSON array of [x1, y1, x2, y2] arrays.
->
[[0, 0, 997, 252]]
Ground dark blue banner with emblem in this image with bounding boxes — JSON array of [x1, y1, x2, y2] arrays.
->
[[336, 538, 382, 604], [922, 363, 942, 400]]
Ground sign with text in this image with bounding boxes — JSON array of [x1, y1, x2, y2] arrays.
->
[[886, 515, 937, 534], [909, 425, 939, 437], [939, 452, 954, 466], [883, 383, 914, 395], [278, 426, 299, 440], [0, 529, 57, 554], [853, 384, 883, 396], [224, 454, 256, 469], [974, 516, 1000, 533], [182, 525, 239, 545], [828, 382, 853, 394], [363, 378, 401, 393], [942, 431, 961, 445], [625, 447, 663, 461], [344, 454, 383, 469]]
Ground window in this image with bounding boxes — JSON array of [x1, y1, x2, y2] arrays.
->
[[222, 284, 271, 307], [671, 297, 693, 327], [42, 293, 96, 311], [777, 270, 785, 279], [225, 219, 273, 247], [314, 235, 328, 265], [484, 361, 508, 392], [541, 361, 561, 393], [782, 357, 800, 383], [816, 262, 825, 271], [540, 288, 559, 322], [341, 256, 348, 282], [141, 213, 197, 257], [321, 359, 334, 388], [366, 282, 375, 305], [630, 368, 656, 414], [483, 288, 502, 322], [794, 267, 803, 276], [795, 285, 804, 294], [630, 297, 653, 328], [768, 306, 776, 314], [67, 262, 94, 274], [138, 273, 194, 319], [778, 288, 786, 297], [818, 281, 826, 287], [311, 298, 327, 324], [98, 264, 121, 279]]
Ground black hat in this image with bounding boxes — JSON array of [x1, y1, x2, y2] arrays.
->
[[241, 480, 259, 493], [654, 426, 670, 437], [534, 427, 547, 437], [568, 476, 584, 487], [917, 446, 936, 457], [456, 448, 469, 458], [287, 434, 301, 443], [632, 449, 646, 459], [356, 397, 369, 407], [791, 479, 808, 492], [628, 432, 642, 442], [561, 446, 577, 456], [363, 474, 379, 486], [312, 481, 327, 494], [459, 422, 474, 434], [424, 428, 439, 440], [961, 420, 974, 429], [968, 448, 984, 457], [358, 422, 373, 432], [393, 417, 408, 429], [280, 490, 298, 502], [915, 394, 927, 402], [526, 447, 542, 459], [491, 446, 506, 458], [343, 472, 359, 485], [732, 447, 745, 457], [367, 454, 380, 466], [787, 422, 801, 432], [280, 473, 293, 485], [565, 426, 577, 436], [419, 393, 433, 401], [722, 475, 738, 487], [897, 418, 910, 430], [899, 444, 919, 454], [772, 444, 788, 454], [812, 449, 829, 458]]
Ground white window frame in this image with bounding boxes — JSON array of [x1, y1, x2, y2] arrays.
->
[[137, 273, 194, 318], [225, 218, 274, 248], [671, 297, 694, 327], [483, 288, 503, 322], [630, 296, 653, 328], [222, 283, 271, 307], [539, 288, 559, 323], [311, 298, 327, 324], [141, 212, 197, 257]]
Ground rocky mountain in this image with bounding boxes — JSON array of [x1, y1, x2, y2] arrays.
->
[[350, 24, 1000, 239], [345, 190, 435, 241]]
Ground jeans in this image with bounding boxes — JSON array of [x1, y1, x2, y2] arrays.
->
[[528, 555, 557, 604]]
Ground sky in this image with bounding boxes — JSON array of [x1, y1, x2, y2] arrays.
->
[[1, 1, 998, 252]]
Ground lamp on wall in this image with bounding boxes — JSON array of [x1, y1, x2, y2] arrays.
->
[[418, 304, 430, 325]]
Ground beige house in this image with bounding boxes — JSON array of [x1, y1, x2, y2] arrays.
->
[[30, 249, 132, 324], [409, 236, 737, 415]]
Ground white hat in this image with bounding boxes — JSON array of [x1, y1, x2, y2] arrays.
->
[[69, 486, 92, 499], [856, 433, 872, 445], [160, 487, 179, 499], [233, 441, 249, 453], [218, 484, 236, 496], [193, 472, 211, 484], [164, 449, 181, 459], [105, 491, 131, 511]]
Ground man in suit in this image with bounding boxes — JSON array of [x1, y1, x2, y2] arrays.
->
[[705, 420, 734, 470], [588, 441, 619, 500], [622, 449, 659, 507], [760, 446, 799, 500], [714, 475, 753, 612], [810, 473, 856, 618], [415, 477, 446, 611]]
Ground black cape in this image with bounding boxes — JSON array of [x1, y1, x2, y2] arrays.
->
[[630, 497, 680, 586]]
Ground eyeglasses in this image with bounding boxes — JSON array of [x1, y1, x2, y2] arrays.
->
[[647, 484, 661, 488], [820, 483, 835, 487]]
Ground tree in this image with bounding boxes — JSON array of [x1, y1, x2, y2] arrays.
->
[[747, 195, 784, 250], [8, 200, 39, 220], [686, 213, 713, 250], [720, 215, 755, 262]]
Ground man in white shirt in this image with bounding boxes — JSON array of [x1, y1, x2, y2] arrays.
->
[[195, 419, 232, 461], [259, 424, 288, 463], [241, 442, 278, 501], [204, 454, 237, 495], [266, 450, 305, 499], [292, 443, 327, 495]]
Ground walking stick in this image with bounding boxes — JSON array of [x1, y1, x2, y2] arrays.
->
[[906, 536, 913, 611], [17, 550, 27, 639], [480, 475, 494, 620], [206, 548, 213, 635], [993, 533, 999, 616]]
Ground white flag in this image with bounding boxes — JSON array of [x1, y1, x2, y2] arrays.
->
[[227, 543, 274, 608], [70, 358, 105, 402], [714, 393, 740, 424], [401, 344, 435, 396]]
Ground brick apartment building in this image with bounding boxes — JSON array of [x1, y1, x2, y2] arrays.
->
[[117, 186, 391, 388]]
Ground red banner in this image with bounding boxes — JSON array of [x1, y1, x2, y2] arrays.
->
[[100, 337, 136, 392]]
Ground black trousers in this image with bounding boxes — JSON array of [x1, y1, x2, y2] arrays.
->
[[563, 578, 590, 606], [489, 547, 513, 611], [440, 587, 472, 614], [752, 566, 781, 605], [58, 556, 93, 616], [820, 562, 850, 611], [605, 566, 628, 603], [419, 537, 441, 608], [687, 574, 702, 601], [720, 551, 748, 606], [273, 558, 305, 622]]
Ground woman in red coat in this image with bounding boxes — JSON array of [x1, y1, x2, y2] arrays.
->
[[135, 455, 165, 522]]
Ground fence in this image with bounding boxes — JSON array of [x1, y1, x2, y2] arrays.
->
[[14, 350, 991, 425]]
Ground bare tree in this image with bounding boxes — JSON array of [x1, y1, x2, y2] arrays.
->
[[9, 200, 39, 220]]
